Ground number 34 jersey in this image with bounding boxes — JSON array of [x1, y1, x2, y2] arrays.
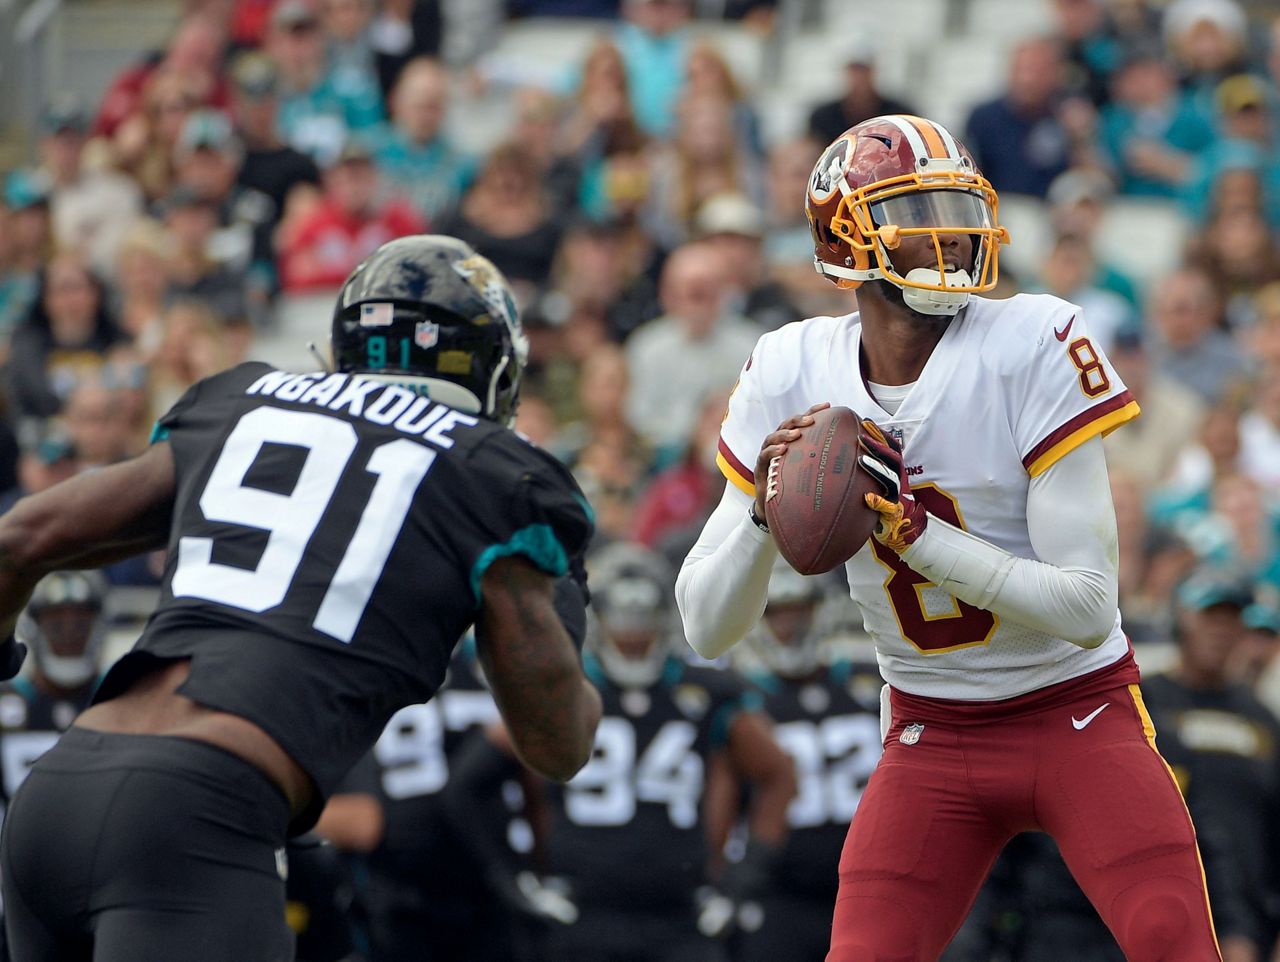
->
[[717, 294, 1139, 701], [93, 362, 592, 829]]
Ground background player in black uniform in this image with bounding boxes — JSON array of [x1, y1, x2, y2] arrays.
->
[[542, 542, 796, 962], [0, 235, 602, 962], [0, 570, 108, 811], [0, 572, 109, 962], [363, 641, 547, 962], [732, 561, 884, 962]]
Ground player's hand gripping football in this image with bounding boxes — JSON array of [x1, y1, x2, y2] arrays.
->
[[858, 419, 927, 553], [753, 403, 831, 523]]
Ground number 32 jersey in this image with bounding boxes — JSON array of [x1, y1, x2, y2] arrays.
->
[[94, 362, 592, 829], [717, 294, 1139, 701]]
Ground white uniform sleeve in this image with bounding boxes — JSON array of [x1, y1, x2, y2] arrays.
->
[[1010, 297, 1139, 478], [900, 435, 1118, 648], [676, 481, 779, 659]]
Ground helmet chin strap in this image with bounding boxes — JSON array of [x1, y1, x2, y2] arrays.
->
[[899, 268, 973, 317]]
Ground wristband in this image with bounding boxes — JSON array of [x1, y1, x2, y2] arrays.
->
[[749, 503, 770, 534]]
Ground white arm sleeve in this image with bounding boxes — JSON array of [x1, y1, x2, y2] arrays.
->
[[675, 482, 779, 659], [900, 435, 1119, 648]]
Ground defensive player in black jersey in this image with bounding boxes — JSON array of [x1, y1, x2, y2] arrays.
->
[[0, 571, 109, 811], [543, 543, 796, 962], [733, 562, 884, 962], [0, 236, 602, 962]]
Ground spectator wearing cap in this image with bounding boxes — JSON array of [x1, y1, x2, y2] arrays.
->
[[1183, 74, 1280, 230], [229, 53, 322, 219], [161, 186, 251, 326], [1141, 569, 1280, 962], [624, 241, 761, 459], [1097, 43, 1215, 198], [1162, 0, 1250, 118], [268, 0, 384, 167], [806, 38, 915, 147], [278, 140, 424, 293], [0, 172, 53, 342], [5, 253, 126, 424], [693, 192, 798, 331], [964, 36, 1084, 199], [172, 109, 278, 315], [36, 95, 143, 279], [1045, 168, 1141, 308], [1103, 327, 1206, 488], [371, 57, 474, 224]]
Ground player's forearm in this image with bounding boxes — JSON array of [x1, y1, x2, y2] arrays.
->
[[676, 484, 778, 659], [899, 437, 1119, 649], [902, 518, 1116, 647]]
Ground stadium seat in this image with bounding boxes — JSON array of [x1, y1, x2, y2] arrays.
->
[[996, 192, 1053, 282], [1094, 199, 1191, 295]]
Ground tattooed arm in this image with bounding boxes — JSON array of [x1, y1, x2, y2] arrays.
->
[[0, 442, 176, 637], [475, 556, 602, 781]]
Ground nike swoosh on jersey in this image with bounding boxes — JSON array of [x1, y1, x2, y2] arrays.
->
[[1053, 316, 1075, 341], [1071, 703, 1109, 730]]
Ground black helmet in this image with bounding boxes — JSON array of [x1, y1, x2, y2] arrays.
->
[[332, 235, 529, 424]]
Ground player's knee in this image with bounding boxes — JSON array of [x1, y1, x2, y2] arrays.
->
[[1113, 883, 1207, 962]]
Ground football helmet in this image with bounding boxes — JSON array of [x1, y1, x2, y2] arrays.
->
[[332, 235, 530, 425], [587, 543, 676, 689], [749, 559, 827, 679], [805, 114, 1008, 316], [16, 570, 108, 689]]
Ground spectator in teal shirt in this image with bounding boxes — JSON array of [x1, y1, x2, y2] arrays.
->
[[266, 0, 384, 167], [1099, 47, 1215, 198], [616, 0, 692, 137], [370, 58, 473, 224], [1182, 75, 1280, 229]]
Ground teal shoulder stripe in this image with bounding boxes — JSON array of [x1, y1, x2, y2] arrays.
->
[[710, 689, 761, 748], [573, 492, 596, 525], [470, 523, 569, 605], [149, 422, 170, 444]]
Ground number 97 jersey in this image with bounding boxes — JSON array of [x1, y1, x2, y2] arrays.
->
[[717, 294, 1139, 701], [93, 362, 592, 828]]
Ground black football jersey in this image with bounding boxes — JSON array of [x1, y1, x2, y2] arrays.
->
[[0, 677, 96, 806], [92, 363, 592, 832], [367, 644, 500, 888], [547, 656, 758, 913], [1139, 673, 1280, 940], [750, 661, 884, 901]]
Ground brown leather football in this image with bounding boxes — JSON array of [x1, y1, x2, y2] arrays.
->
[[763, 406, 881, 575]]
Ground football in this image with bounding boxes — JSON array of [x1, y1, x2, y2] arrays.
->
[[764, 406, 881, 575]]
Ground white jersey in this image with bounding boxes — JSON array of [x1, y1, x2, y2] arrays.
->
[[716, 293, 1140, 700]]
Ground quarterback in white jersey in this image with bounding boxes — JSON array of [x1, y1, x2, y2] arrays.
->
[[676, 115, 1222, 962]]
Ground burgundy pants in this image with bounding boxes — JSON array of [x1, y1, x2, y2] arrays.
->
[[827, 656, 1221, 962]]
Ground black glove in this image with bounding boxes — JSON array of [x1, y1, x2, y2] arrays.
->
[[0, 635, 27, 681], [553, 569, 589, 653]]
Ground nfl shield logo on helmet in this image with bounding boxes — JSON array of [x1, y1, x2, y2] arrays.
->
[[414, 320, 439, 350], [900, 722, 925, 745]]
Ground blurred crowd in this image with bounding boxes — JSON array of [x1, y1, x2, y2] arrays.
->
[[3, 0, 1280, 958]]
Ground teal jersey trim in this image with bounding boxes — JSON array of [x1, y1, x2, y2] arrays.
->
[[709, 688, 763, 750], [149, 422, 170, 444], [470, 524, 569, 605], [573, 492, 596, 526]]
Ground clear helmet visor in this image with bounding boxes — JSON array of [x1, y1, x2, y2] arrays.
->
[[869, 189, 993, 232]]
